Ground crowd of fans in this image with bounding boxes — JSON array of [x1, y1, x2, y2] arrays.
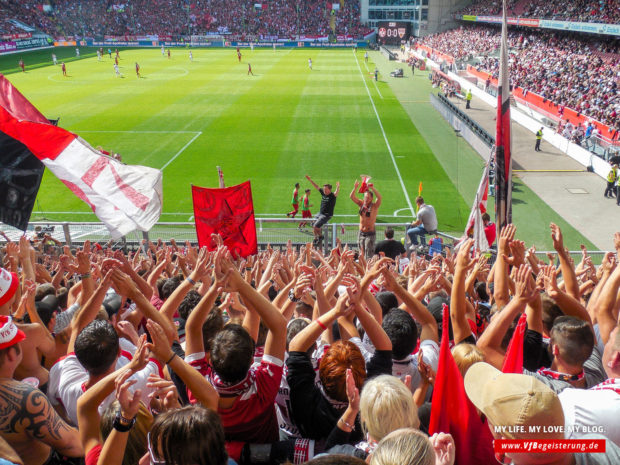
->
[[0, 0, 370, 39], [417, 25, 620, 128], [457, 0, 620, 24], [1, 214, 620, 465]]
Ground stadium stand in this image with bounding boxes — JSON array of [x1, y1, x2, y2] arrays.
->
[[0, 0, 370, 39], [416, 25, 620, 130], [457, 0, 620, 24]]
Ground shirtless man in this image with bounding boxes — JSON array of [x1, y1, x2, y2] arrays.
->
[[349, 180, 381, 258], [0, 316, 83, 465]]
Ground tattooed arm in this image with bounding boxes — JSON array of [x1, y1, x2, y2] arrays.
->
[[0, 381, 83, 458]]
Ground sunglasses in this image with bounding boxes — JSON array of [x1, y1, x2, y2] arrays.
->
[[147, 432, 166, 465]]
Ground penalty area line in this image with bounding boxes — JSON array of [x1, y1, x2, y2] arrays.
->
[[161, 132, 203, 171]]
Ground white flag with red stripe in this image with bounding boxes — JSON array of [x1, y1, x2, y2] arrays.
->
[[0, 75, 162, 239], [460, 162, 490, 252]]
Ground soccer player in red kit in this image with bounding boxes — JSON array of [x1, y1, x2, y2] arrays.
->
[[286, 183, 300, 218], [61, 62, 67, 76], [237, 50, 242, 62], [167, 49, 171, 59], [115, 55, 119, 66], [18, 59, 24, 72], [248, 63, 253, 76], [299, 189, 313, 229], [135, 62, 140, 78]]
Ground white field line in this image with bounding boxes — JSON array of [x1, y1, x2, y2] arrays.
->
[[160, 132, 203, 171], [353, 52, 414, 217], [362, 54, 383, 99], [79, 130, 201, 134]]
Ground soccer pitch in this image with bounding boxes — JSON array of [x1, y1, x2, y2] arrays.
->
[[2, 47, 470, 232]]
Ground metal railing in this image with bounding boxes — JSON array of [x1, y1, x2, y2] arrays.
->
[[0, 220, 462, 254]]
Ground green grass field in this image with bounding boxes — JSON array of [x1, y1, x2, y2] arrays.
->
[[2, 47, 469, 230], [0, 46, 596, 250]]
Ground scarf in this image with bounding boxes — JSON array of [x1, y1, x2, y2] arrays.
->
[[209, 370, 255, 398], [537, 367, 585, 382]]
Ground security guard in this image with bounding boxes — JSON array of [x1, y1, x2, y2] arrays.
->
[[535, 127, 543, 152], [605, 164, 618, 198], [466, 89, 472, 109]]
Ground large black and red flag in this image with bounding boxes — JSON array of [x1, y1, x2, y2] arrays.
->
[[0, 75, 163, 238], [495, 0, 512, 235], [192, 181, 257, 258]]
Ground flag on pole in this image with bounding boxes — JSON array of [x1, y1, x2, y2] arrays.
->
[[429, 304, 495, 465], [192, 181, 257, 258], [0, 75, 162, 238], [501, 312, 527, 373], [494, 0, 512, 236], [462, 162, 490, 252]]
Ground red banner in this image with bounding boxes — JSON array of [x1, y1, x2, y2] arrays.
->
[[192, 181, 257, 258]]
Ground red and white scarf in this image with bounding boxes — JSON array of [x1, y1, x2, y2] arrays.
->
[[537, 367, 585, 382], [208, 370, 255, 398]]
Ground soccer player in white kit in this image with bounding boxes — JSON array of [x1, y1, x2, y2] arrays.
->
[[114, 63, 121, 77], [52, 53, 57, 65], [308, 58, 312, 70], [161, 45, 165, 56], [96, 49, 101, 61], [250, 42, 254, 51], [75, 48, 80, 57], [189, 50, 193, 62]]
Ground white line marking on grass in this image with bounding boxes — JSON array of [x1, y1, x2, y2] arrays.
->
[[71, 226, 108, 240], [360, 54, 383, 99], [353, 53, 414, 217], [160, 131, 202, 171], [393, 208, 412, 217], [79, 130, 201, 134]]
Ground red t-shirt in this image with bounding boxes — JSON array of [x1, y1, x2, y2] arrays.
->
[[484, 222, 496, 246], [186, 352, 283, 444]]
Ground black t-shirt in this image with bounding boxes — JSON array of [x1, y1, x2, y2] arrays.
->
[[319, 188, 337, 217], [374, 239, 406, 259]]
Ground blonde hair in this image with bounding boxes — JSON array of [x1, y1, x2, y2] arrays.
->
[[360, 375, 419, 442], [370, 428, 433, 465], [451, 343, 484, 378]]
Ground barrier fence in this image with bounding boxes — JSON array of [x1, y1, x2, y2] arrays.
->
[[0, 222, 613, 263]]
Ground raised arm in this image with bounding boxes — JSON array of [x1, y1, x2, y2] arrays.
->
[[305, 175, 319, 191], [450, 239, 476, 344], [160, 247, 210, 322], [289, 293, 352, 352], [349, 181, 363, 206], [217, 249, 287, 361], [495, 224, 515, 308], [370, 184, 382, 208], [77, 336, 150, 458], [334, 181, 340, 197], [550, 223, 580, 301], [477, 265, 536, 369], [185, 274, 226, 356], [147, 319, 219, 411], [382, 268, 438, 343], [594, 260, 620, 344]]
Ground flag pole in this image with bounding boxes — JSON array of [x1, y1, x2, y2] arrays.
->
[[217, 166, 225, 188], [494, 0, 512, 238]]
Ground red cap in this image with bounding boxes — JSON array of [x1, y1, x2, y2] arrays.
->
[[0, 315, 26, 349], [0, 268, 18, 307]]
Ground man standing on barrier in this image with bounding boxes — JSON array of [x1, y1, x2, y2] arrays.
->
[[305, 175, 339, 247], [349, 179, 381, 259]]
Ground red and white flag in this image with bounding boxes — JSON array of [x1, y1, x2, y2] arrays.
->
[[462, 162, 490, 252], [0, 75, 162, 239], [495, 0, 513, 235]]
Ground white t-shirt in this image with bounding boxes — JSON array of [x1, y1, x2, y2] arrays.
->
[[352, 337, 439, 392], [559, 378, 620, 446], [48, 338, 162, 426]]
